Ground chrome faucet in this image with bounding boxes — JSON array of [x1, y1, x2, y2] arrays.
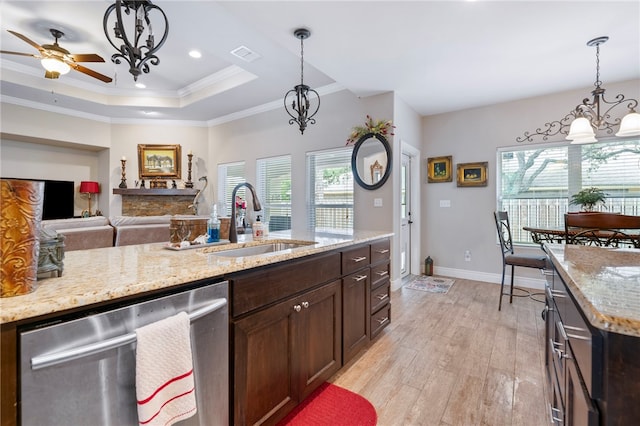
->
[[229, 182, 262, 243]]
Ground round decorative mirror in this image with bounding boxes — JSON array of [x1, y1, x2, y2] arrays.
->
[[351, 132, 392, 190]]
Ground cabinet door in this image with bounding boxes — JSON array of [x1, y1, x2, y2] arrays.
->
[[342, 270, 370, 363], [565, 355, 598, 426], [234, 299, 298, 426], [295, 280, 342, 400]]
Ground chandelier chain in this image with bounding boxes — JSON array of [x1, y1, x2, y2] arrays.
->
[[300, 36, 305, 86], [594, 43, 601, 89]]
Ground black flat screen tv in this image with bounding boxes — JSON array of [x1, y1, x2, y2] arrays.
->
[[2, 178, 75, 220]]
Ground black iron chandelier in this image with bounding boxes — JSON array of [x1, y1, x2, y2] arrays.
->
[[103, 0, 169, 82], [284, 28, 320, 135], [518, 36, 640, 144]]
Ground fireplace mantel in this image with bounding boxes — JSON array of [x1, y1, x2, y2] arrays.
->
[[113, 188, 198, 196], [113, 188, 200, 216]]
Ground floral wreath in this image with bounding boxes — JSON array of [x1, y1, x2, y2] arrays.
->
[[346, 115, 395, 145]]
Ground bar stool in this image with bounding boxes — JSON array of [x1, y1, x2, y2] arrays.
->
[[494, 211, 547, 310]]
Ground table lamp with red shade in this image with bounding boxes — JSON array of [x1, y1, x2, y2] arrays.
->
[[79, 181, 100, 216]]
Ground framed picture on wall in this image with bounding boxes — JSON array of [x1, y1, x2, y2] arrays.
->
[[456, 161, 488, 187], [426, 156, 453, 183], [137, 144, 182, 179]]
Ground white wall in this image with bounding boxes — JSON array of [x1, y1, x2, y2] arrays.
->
[[421, 78, 640, 287], [207, 89, 395, 232]]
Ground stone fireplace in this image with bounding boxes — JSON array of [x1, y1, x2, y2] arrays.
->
[[113, 188, 199, 216]]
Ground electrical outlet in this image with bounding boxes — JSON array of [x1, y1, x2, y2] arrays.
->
[[464, 250, 471, 262]]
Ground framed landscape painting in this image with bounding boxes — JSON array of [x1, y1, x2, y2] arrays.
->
[[457, 161, 488, 187], [427, 156, 452, 183], [137, 144, 182, 179]]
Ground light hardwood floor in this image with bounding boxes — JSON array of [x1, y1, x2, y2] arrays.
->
[[330, 277, 550, 426]]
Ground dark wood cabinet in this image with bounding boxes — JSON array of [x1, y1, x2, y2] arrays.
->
[[544, 260, 640, 425], [342, 269, 370, 363], [233, 279, 341, 426]]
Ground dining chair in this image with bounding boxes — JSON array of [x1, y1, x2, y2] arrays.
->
[[494, 211, 547, 311], [565, 212, 640, 248]]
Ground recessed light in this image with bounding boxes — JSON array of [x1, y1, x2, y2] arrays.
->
[[135, 82, 146, 89], [189, 50, 202, 59]]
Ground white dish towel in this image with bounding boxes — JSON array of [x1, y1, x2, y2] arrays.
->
[[135, 311, 197, 426]]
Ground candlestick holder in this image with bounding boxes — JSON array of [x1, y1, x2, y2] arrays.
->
[[185, 153, 194, 188], [119, 159, 128, 188]]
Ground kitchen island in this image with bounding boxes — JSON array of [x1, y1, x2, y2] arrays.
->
[[544, 243, 640, 425], [1, 230, 392, 426]]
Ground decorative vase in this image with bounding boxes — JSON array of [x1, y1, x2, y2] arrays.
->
[[1, 179, 44, 297]]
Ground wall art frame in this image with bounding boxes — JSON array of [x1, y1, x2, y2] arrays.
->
[[456, 161, 488, 187], [426, 155, 453, 183], [137, 144, 182, 179]]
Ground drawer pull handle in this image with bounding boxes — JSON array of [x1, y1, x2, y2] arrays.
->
[[375, 249, 389, 254], [376, 294, 389, 301], [352, 275, 368, 282], [563, 324, 591, 341], [351, 256, 367, 263], [550, 289, 566, 298], [376, 316, 389, 325], [548, 403, 563, 423], [301, 301, 309, 309], [293, 304, 302, 312], [375, 270, 389, 277]]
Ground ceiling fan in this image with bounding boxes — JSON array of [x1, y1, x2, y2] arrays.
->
[[1, 28, 113, 83]]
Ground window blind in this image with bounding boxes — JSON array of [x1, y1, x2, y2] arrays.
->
[[306, 147, 354, 234], [217, 161, 245, 217], [256, 155, 292, 232]]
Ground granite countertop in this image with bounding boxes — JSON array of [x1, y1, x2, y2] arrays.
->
[[545, 243, 640, 337], [0, 230, 393, 324]]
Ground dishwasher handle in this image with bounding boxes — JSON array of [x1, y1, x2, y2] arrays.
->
[[31, 298, 227, 371]]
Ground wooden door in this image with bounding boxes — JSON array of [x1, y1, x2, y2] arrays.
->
[[233, 299, 297, 426], [342, 271, 369, 363], [294, 280, 342, 400]]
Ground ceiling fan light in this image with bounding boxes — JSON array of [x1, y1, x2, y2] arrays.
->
[[41, 57, 70, 75], [615, 111, 640, 137], [570, 135, 598, 144], [566, 116, 595, 141]]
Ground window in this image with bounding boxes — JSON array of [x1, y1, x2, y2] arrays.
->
[[498, 139, 640, 243], [256, 155, 292, 232], [217, 161, 245, 217], [307, 147, 354, 234]]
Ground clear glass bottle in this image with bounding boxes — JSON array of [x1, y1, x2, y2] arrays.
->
[[208, 205, 220, 243]]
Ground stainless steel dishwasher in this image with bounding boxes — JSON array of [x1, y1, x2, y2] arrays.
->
[[20, 280, 228, 426]]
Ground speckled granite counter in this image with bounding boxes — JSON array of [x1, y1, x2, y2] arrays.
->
[[0, 230, 392, 324], [545, 243, 640, 337]]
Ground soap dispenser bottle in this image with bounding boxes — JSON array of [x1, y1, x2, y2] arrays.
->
[[208, 205, 220, 243], [253, 215, 264, 241]]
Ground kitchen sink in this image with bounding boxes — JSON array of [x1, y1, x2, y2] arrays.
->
[[209, 240, 315, 257]]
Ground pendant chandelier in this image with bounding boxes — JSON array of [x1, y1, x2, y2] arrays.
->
[[103, 0, 169, 82], [284, 28, 320, 135], [518, 36, 640, 144]]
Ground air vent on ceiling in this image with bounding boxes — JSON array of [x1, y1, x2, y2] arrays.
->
[[230, 45, 261, 63]]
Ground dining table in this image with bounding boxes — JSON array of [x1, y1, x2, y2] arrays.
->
[[523, 225, 640, 248]]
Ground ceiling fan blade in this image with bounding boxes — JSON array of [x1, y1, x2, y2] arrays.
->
[[70, 53, 105, 63], [70, 63, 113, 83], [7, 30, 45, 53], [0, 50, 40, 58]]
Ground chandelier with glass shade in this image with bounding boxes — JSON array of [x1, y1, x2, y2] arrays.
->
[[518, 36, 640, 144]]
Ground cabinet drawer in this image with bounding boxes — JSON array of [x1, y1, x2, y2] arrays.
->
[[342, 245, 370, 275], [371, 303, 391, 338], [370, 262, 390, 288], [231, 252, 341, 317], [370, 239, 391, 264], [370, 279, 390, 314]]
